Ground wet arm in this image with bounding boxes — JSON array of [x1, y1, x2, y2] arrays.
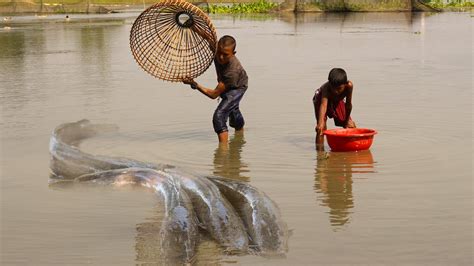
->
[[317, 96, 328, 135], [344, 82, 353, 126]]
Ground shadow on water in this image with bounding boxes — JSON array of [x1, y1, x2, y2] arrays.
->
[[314, 144, 375, 229], [212, 132, 250, 182]]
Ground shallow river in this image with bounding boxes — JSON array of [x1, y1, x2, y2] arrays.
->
[[1, 11, 472, 265]]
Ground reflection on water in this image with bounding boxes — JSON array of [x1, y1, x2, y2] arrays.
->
[[0, 30, 25, 58], [0, 31, 26, 109], [0, 32, 28, 109], [300, 12, 413, 28], [135, 211, 222, 265], [314, 147, 375, 229], [80, 26, 111, 79], [213, 132, 249, 181], [135, 211, 164, 264], [272, 11, 419, 34], [134, 207, 222, 265]]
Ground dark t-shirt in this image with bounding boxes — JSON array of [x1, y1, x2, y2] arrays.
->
[[215, 56, 248, 94]]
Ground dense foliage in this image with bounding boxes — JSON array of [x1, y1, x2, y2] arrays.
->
[[423, 0, 474, 8]]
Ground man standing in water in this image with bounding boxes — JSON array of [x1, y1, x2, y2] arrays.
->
[[183, 35, 248, 143]]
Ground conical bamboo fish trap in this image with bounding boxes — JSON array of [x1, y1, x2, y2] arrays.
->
[[130, 0, 217, 82]]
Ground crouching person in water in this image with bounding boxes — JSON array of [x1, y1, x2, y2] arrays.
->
[[313, 68, 356, 150], [183, 35, 248, 143]]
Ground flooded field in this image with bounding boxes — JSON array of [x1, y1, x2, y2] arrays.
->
[[1, 11, 472, 265]]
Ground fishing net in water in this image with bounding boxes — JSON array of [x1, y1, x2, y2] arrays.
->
[[130, 0, 217, 82]]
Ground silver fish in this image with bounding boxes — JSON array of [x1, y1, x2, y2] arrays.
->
[[165, 168, 249, 253], [76, 168, 198, 263], [209, 177, 289, 257]]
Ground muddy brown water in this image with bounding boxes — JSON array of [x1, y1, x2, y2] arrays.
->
[[1, 12, 472, 265]]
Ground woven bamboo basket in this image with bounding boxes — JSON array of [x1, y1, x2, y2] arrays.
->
[[130, 0, 217, 82]]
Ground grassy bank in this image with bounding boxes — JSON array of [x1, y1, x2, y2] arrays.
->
[[2, 0, 472, 14], [0, 0, 280, 14], [205, 0, 278, 14]]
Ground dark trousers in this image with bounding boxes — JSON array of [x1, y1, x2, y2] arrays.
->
[[213, 89, 246, 134]]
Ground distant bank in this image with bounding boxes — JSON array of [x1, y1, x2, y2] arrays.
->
[[0, 0, 472, 14]]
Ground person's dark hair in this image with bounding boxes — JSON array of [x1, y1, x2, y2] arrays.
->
[[218, 35, 236, 51], [328, 68, 348, 87]]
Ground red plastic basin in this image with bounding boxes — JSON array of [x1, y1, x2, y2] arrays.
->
[[323, 128, 377, 152]]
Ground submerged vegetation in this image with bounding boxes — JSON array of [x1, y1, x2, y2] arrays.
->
[[205, 0, 278, 14]]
